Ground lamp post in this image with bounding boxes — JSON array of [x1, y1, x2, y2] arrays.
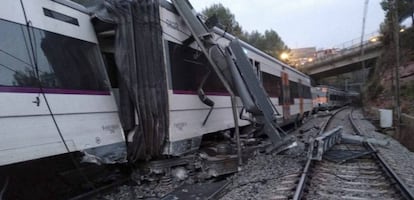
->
[[391, 0, 401, 123], [360, 0, 369, 85]]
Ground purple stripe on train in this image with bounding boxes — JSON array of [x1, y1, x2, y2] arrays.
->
[[172, 90, 280, 98], [0, 86, 110, 95], [173, 90, 230, 96]]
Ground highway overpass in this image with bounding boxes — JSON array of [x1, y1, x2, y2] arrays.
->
[[301, 40, 383, 80]]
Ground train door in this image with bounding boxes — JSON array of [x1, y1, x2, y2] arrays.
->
[[281, 71, 290, 120], [298, 79, 304, 117]]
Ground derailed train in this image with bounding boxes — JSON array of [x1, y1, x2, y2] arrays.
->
[[0, 0, 312, 166]]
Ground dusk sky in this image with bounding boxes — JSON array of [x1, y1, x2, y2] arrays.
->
[[190, 0, 385, 49]]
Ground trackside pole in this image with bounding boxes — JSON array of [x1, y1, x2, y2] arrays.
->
[[231, 96, 243, 166]]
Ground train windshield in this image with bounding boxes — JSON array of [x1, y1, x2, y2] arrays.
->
[[315, 87, 327, 96], [0, 19, 108, 92]]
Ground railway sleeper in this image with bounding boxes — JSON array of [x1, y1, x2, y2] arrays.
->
[[314, 176, 390, 187], [314, 190, 402, 200], [318, 161, 379, 169], [312, 184, 398, 195], [315, 166, 382, 175], [312, 171, 387, 180], [312, 179, 395, 190]]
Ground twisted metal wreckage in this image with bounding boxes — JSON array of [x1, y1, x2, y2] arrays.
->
[[92, 0, 296, 163]]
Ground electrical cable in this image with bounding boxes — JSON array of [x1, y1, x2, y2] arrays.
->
[[0, 63, 18, 73], [19, 0, 95, 189], [0, 49, 32, 67]]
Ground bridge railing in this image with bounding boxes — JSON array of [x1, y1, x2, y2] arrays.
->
[[307, 30, 381, 65]]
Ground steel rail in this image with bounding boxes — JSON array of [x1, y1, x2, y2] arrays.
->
[[292, 107, 349, 200], [69, 178, 130, 200], [292, 157, 312, 200], [349, 109, 414, 200], [294, 107, 414, 200], [319, 106, 349, 134]]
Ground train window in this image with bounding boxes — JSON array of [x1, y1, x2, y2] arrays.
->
[[102, 53, 119, 88], [248, 58, 253, 65], [304, 86, 312, 98], [43, 8, 79, 26], [300, 84, 312, 99], [254, 61, 261, 80], [0, 19, 35, 87], [289, 81, 299, 103], [31, 26, 109, 91], [262, 72, 282, 98], [0, 19, 109, 92], [168, 41, 227, 95]]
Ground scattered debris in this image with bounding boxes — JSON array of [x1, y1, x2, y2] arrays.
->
[[341, 133, 390, 147], [308, 126, 343, 161], [161, 180, 230, 200]]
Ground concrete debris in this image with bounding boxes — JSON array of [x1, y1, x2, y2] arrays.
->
[[342, 133, 390, 147], [308, 126, 343, 161], [172, 167, 188, 181]]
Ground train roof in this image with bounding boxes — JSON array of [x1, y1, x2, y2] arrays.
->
[[159, 0, 310, 80], [212, 28, 310, 80], [89, 0, 310, 80], [313, 85, 346, 92], [51, 0, 90, 14]]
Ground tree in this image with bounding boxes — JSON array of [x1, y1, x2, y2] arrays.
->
[[245, 30, 265, 50], [262, 30, 289, 57], [202, 4, 288, 58], [202, 3, 244, 38], [381, 0, 414, 25], [243, 30, 289, 58]]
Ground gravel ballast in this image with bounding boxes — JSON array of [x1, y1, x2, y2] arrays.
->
[[353, 109, 414, 193], [92, 108, 414, 199]]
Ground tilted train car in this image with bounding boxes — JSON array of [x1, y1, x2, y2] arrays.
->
[[312, 85, 348, 111], [0, 0, 126, 166], [94, 0, 313, 161], [0, 0, 313, 166]]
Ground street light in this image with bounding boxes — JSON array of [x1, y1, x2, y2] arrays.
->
[[280, 52, 289, 60], [369, 37, 378, 42]]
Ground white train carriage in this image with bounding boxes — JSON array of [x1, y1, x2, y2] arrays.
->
[[0, 0, 126, 166], [312, 85, 348, 111], [94, 0, 313, 160], [162, 2, 313, 156]]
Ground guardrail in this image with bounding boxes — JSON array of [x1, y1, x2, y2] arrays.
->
[[304, 31, 381, 66]]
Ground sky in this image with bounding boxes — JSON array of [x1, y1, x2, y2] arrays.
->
[[189, 0, 386, 49]]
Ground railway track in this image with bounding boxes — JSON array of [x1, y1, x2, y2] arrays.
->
[[68, 107, 414, 200], [292, 108, 414, 200]]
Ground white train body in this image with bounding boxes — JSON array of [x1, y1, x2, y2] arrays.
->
[[1, 0, 313, 165], [0, 0, 126, 166], [158, 2, 313, 155]]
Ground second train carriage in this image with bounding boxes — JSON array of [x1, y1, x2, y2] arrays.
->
[[312, 85, 348, 112], [93, 0, 313, 161]]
